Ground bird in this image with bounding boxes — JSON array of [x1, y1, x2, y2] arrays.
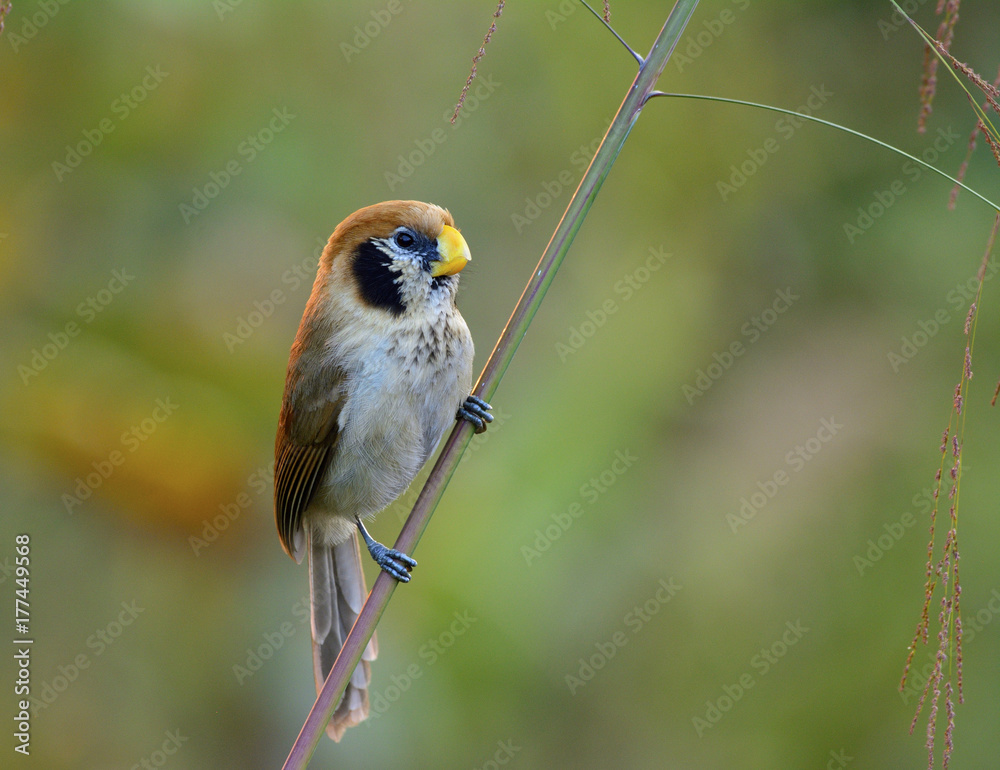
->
[[274, 200, 492, 741]]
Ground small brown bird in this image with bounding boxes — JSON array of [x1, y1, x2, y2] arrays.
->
[[274, 201, 491, 740]]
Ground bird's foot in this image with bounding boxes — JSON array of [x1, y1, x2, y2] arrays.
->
[[356, 518, 416, 582], [457, 395, 493, 434]]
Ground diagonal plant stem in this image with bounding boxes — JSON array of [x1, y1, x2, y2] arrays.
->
[[281, 1, 700, 766]]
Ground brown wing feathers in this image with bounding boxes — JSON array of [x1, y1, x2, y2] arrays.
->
[[274, 324, 345, 562], [274, 441, 331, 561]]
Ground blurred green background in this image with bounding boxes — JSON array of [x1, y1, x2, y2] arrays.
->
[[3, 1, 1000, 767]]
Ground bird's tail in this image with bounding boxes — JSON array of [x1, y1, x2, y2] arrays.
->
[[308, 525, 378, 741]]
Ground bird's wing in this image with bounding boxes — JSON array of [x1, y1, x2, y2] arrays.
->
[[274, 360, 346, 563]]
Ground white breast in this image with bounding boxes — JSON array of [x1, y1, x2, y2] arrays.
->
[[308, 301, 473, 544]]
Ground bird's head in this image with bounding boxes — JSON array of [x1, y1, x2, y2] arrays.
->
[[316, 200, 471, 317]]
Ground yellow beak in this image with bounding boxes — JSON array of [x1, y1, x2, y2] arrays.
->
[[431, 225, 471, 277]]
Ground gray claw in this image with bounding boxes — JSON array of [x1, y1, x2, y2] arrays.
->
[[457, 395, 493, 434], [356, 517, 417, 583]]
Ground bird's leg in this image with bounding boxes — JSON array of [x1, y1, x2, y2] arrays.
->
[[457, 394, 493, 434], [355, 517, 417, 582]]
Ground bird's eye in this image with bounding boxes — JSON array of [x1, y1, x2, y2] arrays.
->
[[394, 231, 415, 249]]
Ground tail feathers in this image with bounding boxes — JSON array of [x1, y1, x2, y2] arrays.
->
[[308, 526, 378, 741]]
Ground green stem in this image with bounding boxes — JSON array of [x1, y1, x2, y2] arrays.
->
[[281, 1, 701, 766], [648, 91, 1000, 213]]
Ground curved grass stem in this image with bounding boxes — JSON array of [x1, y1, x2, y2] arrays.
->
[[648, 91, 1000, 213]]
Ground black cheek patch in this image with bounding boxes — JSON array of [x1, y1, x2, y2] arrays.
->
[[353, 241, 405, 315]]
